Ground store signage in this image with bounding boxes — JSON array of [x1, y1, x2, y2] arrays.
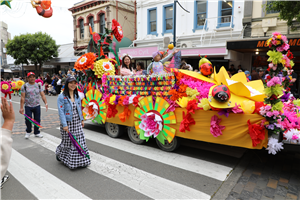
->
[[42, 65, 55, 69], [256, 38, 300, 48], [181, 47, 227, 56], [119, 46, 158, 58]]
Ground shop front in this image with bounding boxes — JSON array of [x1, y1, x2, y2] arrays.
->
[[227, 37, 300, 72], [119, 46, 229, 71]]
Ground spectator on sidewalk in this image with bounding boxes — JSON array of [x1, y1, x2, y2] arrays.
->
[[19, 72, 48, 139], [0, 97, 14, 189], [56, 76, 62, 94]]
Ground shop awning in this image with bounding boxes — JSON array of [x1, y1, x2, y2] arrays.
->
[[227, 37, 300, 53], [1, 69, 12, 73]]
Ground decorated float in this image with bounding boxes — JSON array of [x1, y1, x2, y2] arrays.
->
[[74, 23, 299, 154]]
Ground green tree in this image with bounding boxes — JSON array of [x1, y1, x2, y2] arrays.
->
[[265, 1, 300, 31], [6, 32, 59, 76]]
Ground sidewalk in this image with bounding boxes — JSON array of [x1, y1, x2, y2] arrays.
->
[[226, 150, 300, 200]]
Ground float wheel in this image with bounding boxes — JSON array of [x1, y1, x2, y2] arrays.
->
[[155, 136, 180, 152], [128, 127, 145, 145], [105, 123, 125, 138]]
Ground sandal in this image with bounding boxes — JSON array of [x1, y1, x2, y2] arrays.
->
[[1, 175, 9, 189]]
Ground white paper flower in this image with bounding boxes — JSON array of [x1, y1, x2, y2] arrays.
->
[[266, 137, 284, 155]]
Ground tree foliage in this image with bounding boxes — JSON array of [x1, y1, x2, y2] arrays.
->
[[6, 32, 59, 75], [265, 1, 300, 31]]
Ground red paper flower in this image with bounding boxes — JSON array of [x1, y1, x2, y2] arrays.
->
[[133, 95, 141, 107], [247, 120, 266, 147], [112, 19, 123, 42], [186, 99, 199, 114], [179, 111, 195, 132], [254, 101, 265, 114], [107, 104, 118, 118], [287, 50, 294, 60]]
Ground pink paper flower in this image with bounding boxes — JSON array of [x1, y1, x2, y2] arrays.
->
[[232, 103, 243, 114], [210, 115, 225, 137]]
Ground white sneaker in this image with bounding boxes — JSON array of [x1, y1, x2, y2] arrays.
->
[[35, 134, 43, 138], [25, 133, 31, 139]]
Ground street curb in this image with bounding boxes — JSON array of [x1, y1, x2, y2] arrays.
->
[[211, 150, 254, 200]]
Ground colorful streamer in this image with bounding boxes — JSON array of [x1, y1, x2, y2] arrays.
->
[[23, 114, 43, 128], [68, 131, 90, 159]]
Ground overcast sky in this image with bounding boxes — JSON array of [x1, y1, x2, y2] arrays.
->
[[1, 0, 80, 45]]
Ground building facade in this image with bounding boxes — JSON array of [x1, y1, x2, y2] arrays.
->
[[0, 21, 11, 70], [121, 0, 246, 70], [69, 0, 136, 56]]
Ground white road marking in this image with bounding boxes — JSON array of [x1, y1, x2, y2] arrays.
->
[[83, 128, 232, 181], [32, 132, 211, 199], [11, 100, 58, 111], [8, 149, 91, 199]]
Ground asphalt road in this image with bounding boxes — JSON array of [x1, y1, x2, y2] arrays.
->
[[1, 94, 248, 199]]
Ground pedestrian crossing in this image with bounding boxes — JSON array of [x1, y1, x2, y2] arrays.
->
[[3, 127, 239, 199]]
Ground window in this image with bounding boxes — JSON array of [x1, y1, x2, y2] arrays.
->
[[163, 4, 174, 34], [217, 0, 234, 28], [194, 0, 207, 31], [80, 19, 84, 39], [148, 8, 157, 35], [266, 1, 279, 14], [89, 16, 94, 32], [99, 14, 105, 34]]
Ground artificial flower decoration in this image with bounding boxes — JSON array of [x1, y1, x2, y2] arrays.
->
[[74, 52, 97, 71], [82, 89, 107, 124], [186, 99, 199, 114], [134, 96, 177, 144], [35, 79, 44, 86], [284, 129, 300, 143], [198, 98, 211, 111], [179, 111, 195, 133], [107, 104, 118, 118], [119, 106, 131, 122], [16, 80, 25, 89], [186, 87, 199, 100], [240, 100, 255, 114], [247, 120, 266, 147], [139, 112, 163, 138], [112, 19, 123, 42], [93, 58, 116, 78], [11, 81, 17, 90], [266, 32, 289, 52], [210, 115, 225, 137], [266, 137, 284, 155], [176, 97, 189, 108], [1, 81, 11, 94]]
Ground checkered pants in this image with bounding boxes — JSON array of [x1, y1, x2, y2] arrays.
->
[[56, 102, 91, 169]]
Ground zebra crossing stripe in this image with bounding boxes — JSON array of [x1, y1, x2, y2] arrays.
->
[[82, 128, 232, 181], [31, 132, 211, 199], [8, 149, 91, 199]]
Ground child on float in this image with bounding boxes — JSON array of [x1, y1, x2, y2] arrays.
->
[[134, 62, 145, 75], [147, 49, 179, 75]]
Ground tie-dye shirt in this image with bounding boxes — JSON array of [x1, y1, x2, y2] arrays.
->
[[21, 83, 43, 107]]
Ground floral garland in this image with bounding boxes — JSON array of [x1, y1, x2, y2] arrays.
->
[[262, 32, 298, 154]]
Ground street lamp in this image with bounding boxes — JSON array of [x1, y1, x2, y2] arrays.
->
[[172, 0, 190, 47]]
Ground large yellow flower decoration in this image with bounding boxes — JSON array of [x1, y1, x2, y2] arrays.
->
[[180, 67, 266, 109], [16, 80, 25, 89], [93, 58, 116, 78]]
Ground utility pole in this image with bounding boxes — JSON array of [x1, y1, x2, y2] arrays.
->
[[173, 0, 177, 47]]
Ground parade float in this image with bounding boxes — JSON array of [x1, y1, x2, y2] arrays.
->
[[74, 22, 299, 154]]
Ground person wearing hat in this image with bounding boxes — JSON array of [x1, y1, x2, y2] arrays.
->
[[244, 70, 251, 81], [19, 72, 48, 139], [56, 76, 90, 169], [147, 49, 179, 74]]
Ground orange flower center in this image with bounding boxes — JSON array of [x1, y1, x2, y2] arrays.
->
[[104, 64, 110, 70]]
